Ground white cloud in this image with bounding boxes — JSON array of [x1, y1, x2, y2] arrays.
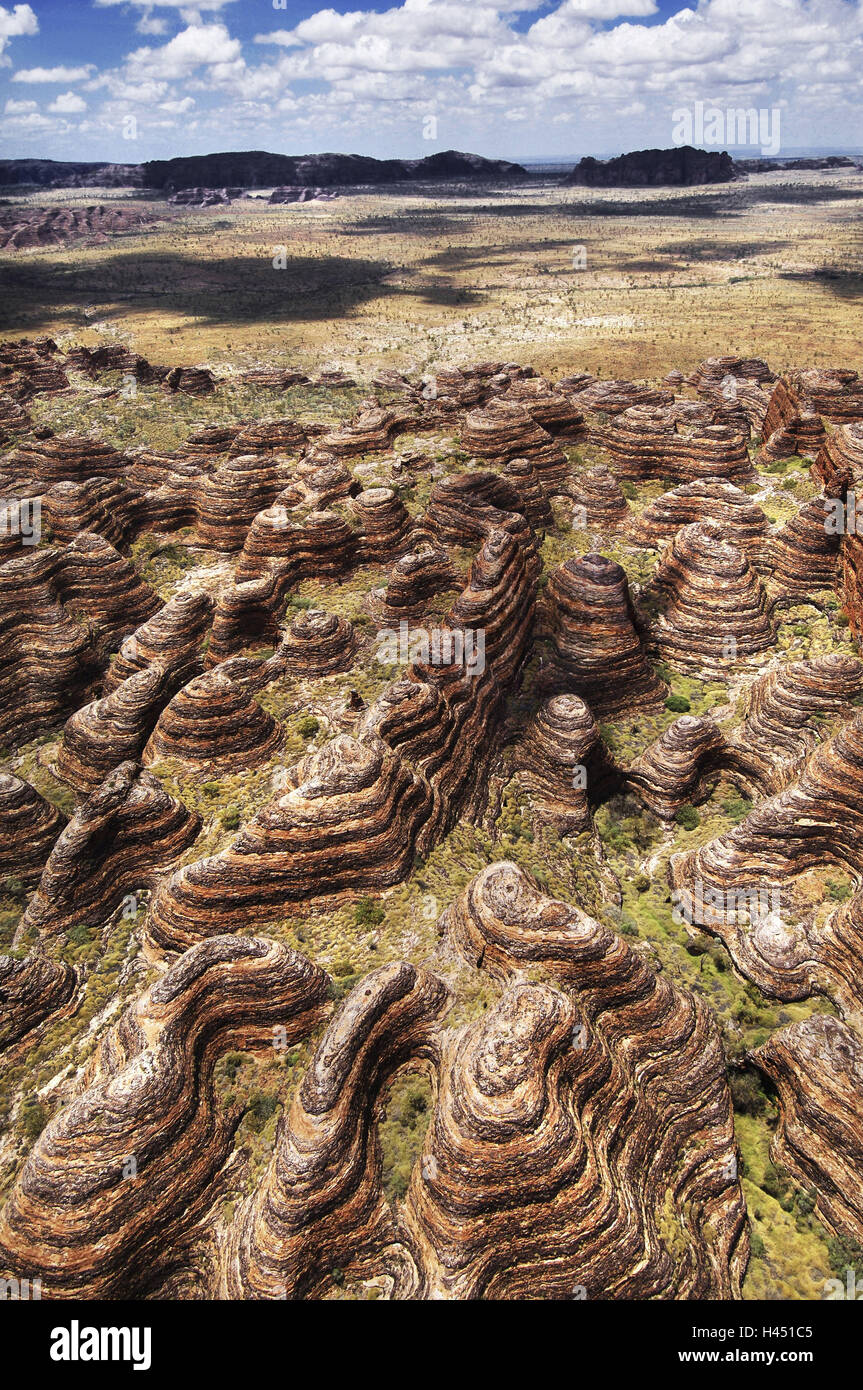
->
[[0, 2, 37, 60], [94, 0, 237, 10], [126, 22, 242, 80], [137, 14, 170, 35], [5, 0, 863, 160], [48, 90, 88, 113], [1, 110, 54, 128], [159, 95, 195, 112], [12, 64, 94, 82], [4, 95, 35, 112]]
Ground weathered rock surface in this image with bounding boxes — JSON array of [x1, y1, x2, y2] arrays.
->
[[0, 773, 66, 883], [648, 521, 774, 675], [0, 937, 330, 1296], [16, 762, 201, 941], [544, 553, 666, 716]]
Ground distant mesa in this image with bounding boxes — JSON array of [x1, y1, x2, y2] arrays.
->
[[141, 148, 527, 192], [0, 158, 142, 188], [735, 155, 859, 173], [563, 145, 736, 187]]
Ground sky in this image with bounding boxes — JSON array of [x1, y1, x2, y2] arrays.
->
[[0, 0, 861, 164]]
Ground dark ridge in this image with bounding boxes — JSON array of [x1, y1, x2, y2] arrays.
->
[[562, 146, 736, 188]]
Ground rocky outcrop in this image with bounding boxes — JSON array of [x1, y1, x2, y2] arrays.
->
[[424, 471, 539, 565], [349, 487, 413, 562], [0, 774, 66, 884], [544, 553, 666, 716], [0, 204, 154, 251], [228, 419, 307, 457], [788, 368, 863, 424], [628, 479, 768, 557], [56, 666, 177, 793], [382, 543, 458, 616], [460, 401, 569, 491], [511, 694, 606, 832], [16, 762, 201, 941], [148, 735, 432, 949], [318, 407, 407, 458], [557, 377, 672, 416], [6, 432, 123, 487], [208, 510, 356, 663], [752, 1017, 863, 1245], [627, 715, 725, 821], [143, 669, 280, 772], [767, 496, 841, 595], [759, 378, 826, 461], [503, 458, 553, 530], [162, 366, 216, 397], [430, 863, 746, 1298], [0, 951, 77, 1051], [563, 146, 736, 187], [649, 521, 774, 675], [500, 378, 587, 440], [269, 186, 338, 204], [669, 711, 863, 975], [42, 477, 145, 550], [278, 609, 357, 676], [728, 655, 863, 795], [0, 937, 330, 1297], [224, 961, 448, 1300], [567, 465, 629, 530], [142, 149, 527, 192], [103, 591, 213, 694], [602, 407, 753, 484], [689, 357, 774, 393]]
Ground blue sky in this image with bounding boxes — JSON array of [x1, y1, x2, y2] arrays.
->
[[1, 0, 861, 163]]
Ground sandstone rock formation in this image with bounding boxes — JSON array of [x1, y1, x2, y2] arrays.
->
[[0, 937, 330, 1296], [0, 774, 66, 883], [649, 521, 774, 675], [544, 553, 666, 716], [143, 669, 281, 773], [17, 762, 201, 941]]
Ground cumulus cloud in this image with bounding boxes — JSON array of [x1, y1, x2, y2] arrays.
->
[[12, 64, 94, 82], [48, 90, 87, 113], [0, 2, 37, 59], [3, 94, 34, 111], [5, 0, 863, 157], [126, 22, 243, 80], [94, 0, 237, 10], [159, 94, 195, 112]]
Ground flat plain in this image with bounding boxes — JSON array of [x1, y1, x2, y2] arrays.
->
[[1, 167, 862, 378]]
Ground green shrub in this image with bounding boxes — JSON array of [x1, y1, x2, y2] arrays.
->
[[297, 716, 320, 738], [245, 1091, 279, 1132], [665, 694, 691, 713], [674, 805, 700, 831], [354, 897, 385, 928], [827, 1234, 863, 1279], [730, 1068, 768, 1117], [632, 873, 650, 893], [221, 804, 242, 831], [20, 1097, 50, 1141]]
